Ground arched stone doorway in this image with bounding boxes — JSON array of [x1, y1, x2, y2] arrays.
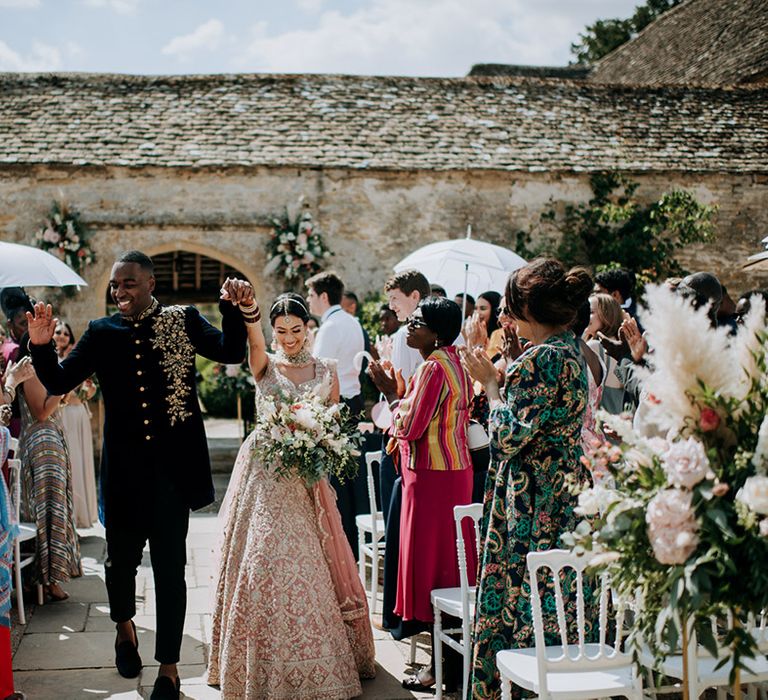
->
[[99, 241, 262, 313], [104, 250, 248, 307]]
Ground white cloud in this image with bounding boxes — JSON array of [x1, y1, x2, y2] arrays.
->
[[297, 0, 325, 11], [83, 0, 140, 14], [0, 0, 40, 7], [0, 39, 62, 70], [235, 0, 639, 76], [161, 18, 225, 60]]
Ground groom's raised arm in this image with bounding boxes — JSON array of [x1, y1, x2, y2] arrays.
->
[[186, 302, 247, 365]]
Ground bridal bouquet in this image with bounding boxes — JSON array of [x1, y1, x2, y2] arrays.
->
[[566, 285, 768, 677], [253, 388, 361, 485]]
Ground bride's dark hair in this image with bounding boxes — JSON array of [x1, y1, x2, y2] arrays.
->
[[269, 293, 311, 326]]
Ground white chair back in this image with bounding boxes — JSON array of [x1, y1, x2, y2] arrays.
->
[[364, 451, 382, 540], [527, 549, 630, 686], [454, 503, 482, 644]]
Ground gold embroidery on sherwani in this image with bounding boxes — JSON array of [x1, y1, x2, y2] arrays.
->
[[151, 305, 194, 426]]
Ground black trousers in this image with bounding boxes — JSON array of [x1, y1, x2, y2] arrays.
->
[[330, 394, 367, 558], [105, 471, 190, 664], [379, 436, 397, 529]]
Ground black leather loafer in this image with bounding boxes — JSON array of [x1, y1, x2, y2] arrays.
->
[[114, 620, 142, 678], [149, 675, 180, 700]]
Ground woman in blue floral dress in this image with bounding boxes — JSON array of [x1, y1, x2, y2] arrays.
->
[[461, 259, 594, 700]]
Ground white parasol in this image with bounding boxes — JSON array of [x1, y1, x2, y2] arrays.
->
[[0, 241, 88, 287], [393, 226, 526, 309]]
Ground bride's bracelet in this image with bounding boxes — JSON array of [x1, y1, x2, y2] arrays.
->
[[239, 301, 261, 324]]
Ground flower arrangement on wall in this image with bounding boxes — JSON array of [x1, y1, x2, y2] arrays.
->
[[567, 285, 768, 677], [264, 204, 332, 287], [34, 199, 96, 275]]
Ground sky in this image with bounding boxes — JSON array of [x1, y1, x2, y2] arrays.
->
[[0, 0, 641, 76]]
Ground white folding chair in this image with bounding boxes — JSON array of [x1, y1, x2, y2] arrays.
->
[[431, 502, 482, 700], [496, 548, 643, 700], [355, 450, 386, 615], [7, 437, 42, 624]]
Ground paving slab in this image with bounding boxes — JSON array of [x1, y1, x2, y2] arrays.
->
[[25, 601, 89, 634], [62, 573, 111, 604], [14, 667, 141, 699], [14, 631, 119, 670]]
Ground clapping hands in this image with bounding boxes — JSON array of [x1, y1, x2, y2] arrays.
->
[[367, 360, 405, 404]]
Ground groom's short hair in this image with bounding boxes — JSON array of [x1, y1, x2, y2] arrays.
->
[[116, 250, 154, 274], [385, 270, 430, 301]]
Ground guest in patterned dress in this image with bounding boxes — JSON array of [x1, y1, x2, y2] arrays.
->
[[16, 338, 82, 602], [208, 292, 375, 700], [461, 259, 594, 700], [368, 297, 476, 694]]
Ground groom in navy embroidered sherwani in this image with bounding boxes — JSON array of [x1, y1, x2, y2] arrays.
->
[[27, 250, 250, 700]]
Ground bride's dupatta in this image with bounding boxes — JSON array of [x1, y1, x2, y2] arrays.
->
[[313, 478, 377, 679]]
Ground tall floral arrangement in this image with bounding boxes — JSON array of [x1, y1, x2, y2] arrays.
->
[[264, 204, 332, 288], [34, 200, 95, 275], [568, 286, 768, 678]]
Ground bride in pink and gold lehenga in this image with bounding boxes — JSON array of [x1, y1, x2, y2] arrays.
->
[[207, 291, 375, 700]]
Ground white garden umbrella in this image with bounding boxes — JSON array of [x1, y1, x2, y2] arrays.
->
[[743, 236, 768, 271], [0, 241, 88, 287], [393, 227, 526, 300]]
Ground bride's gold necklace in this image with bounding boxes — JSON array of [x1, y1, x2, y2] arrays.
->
[[275, 346, 313, 366]]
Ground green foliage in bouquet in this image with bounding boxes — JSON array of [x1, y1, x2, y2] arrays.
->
[[567, 286, 768, 679]]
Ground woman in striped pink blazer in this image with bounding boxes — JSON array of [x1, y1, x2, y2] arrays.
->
[[370, 296, 477, 693]]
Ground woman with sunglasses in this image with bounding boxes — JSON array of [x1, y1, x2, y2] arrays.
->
[[368, 297, 476, 694]]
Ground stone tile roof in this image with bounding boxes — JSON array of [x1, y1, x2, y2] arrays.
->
[[0, 72, 766, 172], [589, 0, 768, 86], [468, 64, 591, 79]]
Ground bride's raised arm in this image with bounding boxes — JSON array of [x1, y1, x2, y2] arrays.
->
[[221, 279, 268, 380]]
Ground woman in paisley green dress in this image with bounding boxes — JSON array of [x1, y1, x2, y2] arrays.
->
[[461, 259, 594, 700]]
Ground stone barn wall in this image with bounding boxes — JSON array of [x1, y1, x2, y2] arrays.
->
[[1, 164, 766, 334]]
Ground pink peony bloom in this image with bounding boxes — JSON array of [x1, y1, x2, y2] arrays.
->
[[661, 437, 711, 489], [699, 408, 720, 432], [42, 227, 60, 244], [646, 488, 699, 565]]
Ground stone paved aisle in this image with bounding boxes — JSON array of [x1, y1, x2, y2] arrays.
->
[[10, 477, 441, 699]]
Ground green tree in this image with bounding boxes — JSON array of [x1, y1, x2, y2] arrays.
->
[[571, 0, 683, 64], [541, 172, 717, 284]]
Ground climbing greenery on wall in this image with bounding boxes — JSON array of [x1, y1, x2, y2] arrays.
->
[[516, 171, 718, 286], [34, 199, 96, 275], [264, 204, 332, 289]]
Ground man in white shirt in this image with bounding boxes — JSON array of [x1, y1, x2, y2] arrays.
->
[[307, 271, 366, 408], [384, 270, 429, 385], [306, 271, 366, 554]]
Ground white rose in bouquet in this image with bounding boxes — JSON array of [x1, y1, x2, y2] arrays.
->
[[646, 488, 699, 565], [661, 437, 711, 489], [737, 475, 768, 516], [575, 485, 620, 517]]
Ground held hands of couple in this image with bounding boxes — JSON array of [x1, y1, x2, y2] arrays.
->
[[220, 278, 260, 324]]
